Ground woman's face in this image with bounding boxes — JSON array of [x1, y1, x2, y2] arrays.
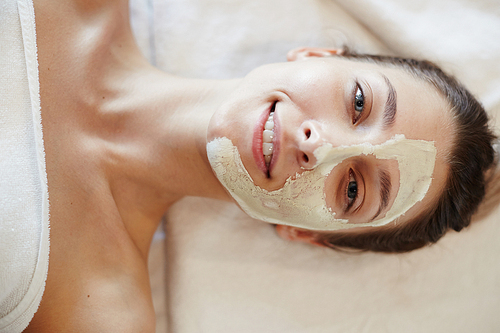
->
[[207, 51, 453, 231]]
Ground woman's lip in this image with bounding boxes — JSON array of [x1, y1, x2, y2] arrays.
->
[[252, 103, 274, 176]]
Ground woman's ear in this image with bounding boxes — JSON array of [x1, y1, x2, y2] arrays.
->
[[286, 47, 344, 61], [275, 225, 325, 247]]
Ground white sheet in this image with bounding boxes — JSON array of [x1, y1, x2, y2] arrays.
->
[[130, 0, 500, 332], [166, 197, 500, 333]]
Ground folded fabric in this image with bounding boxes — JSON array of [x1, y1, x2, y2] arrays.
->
[[0, 0, 50, 332]]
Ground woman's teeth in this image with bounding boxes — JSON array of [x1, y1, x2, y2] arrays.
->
[[263, 111, 275, 167]]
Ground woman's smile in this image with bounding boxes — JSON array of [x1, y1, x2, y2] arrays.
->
[[208, 55, 454, 227], [262, 109, 275, 167], [252, 101, 281, 177]]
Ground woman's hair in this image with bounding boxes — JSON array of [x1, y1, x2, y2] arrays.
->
[[314, 50, 498, 253]]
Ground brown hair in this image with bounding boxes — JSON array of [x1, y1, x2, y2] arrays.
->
[[315, 51, 498, 253]]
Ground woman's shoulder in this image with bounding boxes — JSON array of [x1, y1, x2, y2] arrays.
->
[[24, 276, 156, 332], [24, 212, 157, 332]]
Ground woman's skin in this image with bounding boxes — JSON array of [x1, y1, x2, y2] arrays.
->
[[30, 0, 232, 331], [28, 0, 453, 331], [207, 51, 453, 226]]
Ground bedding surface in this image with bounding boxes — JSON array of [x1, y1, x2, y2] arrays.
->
[[131, 0, 500, 332]]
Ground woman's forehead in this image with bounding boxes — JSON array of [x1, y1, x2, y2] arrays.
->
[[331, 56, 454, 153]]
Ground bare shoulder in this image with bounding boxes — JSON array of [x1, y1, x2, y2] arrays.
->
[[25, 271, 156, 333], [23, 184, 158, 333]]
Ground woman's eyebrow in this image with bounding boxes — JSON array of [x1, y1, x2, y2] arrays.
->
[[371, 168, 392, 221], [382, 74, 397, 129]]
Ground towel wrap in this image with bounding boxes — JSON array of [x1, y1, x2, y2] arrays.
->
[[0, 1, 50, 332]]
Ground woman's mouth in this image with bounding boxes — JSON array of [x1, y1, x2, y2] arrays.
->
[[252, 102, 279, 177], [262, 110, 275, 167]]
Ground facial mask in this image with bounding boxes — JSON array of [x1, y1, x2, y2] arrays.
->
[[207, 135, 436, 230]]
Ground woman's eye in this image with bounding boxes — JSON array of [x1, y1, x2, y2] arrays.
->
[[347, 170, 358, 208], [353, 85, 364, 124]]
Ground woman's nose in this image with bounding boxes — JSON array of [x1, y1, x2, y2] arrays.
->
[[297, 120, 325, 169]]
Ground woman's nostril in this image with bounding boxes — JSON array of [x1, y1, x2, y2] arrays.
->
[[303, 154, 309, 163], [305, 129, 311, 139]]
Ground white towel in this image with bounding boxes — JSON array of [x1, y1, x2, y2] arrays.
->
[[0, 0, 49, 332]]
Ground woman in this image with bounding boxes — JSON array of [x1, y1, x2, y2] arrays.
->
[[1, 0, 496, 331]]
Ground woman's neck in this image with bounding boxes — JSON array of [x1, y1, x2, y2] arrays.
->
[[35, 0, 239, 237], [101, 67, 240, 222]]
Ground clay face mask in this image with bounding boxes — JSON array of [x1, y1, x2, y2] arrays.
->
[[207, 135, 436, 231]]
